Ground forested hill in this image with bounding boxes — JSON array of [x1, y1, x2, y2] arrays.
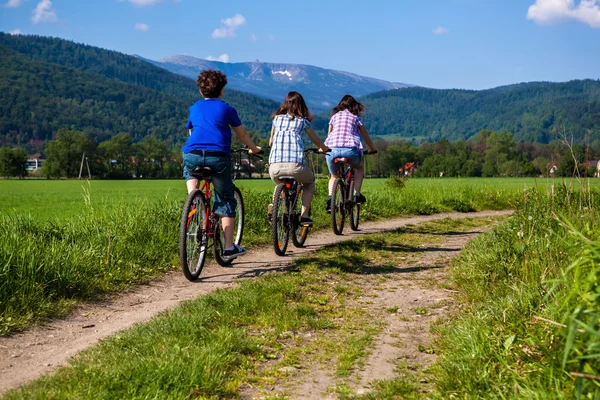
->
[[0, 33, 279, 149], [355, 81, 600, 143]]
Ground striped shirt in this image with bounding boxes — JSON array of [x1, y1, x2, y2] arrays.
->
[[269, 114, 311, 164], [325, 109, 364, 150]]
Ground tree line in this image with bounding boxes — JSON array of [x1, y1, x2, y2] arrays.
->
[[2, 128, 598, 179]]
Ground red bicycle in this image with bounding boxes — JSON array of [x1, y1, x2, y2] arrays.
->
[[330, 150, 375, 235], [179, 148, 256, 281]]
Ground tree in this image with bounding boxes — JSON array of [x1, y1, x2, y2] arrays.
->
[[98, 132, 133, 178], [43, 129, 97, 178], [0, 147, 28, 178]]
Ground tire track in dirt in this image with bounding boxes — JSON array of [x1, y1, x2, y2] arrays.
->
[[0, 210, 511, 395]]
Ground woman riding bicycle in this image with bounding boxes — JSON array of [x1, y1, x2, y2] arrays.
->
[[268, 91, 329, 226], [183, 69, 261, 262], [325, 95, 377, 212]]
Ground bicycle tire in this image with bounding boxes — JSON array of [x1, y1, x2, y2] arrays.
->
[[271, 183, 290, 256], [292, 185, 309, 247], [349, 179, 360, 231], [331, 178, 345, 235], [213, 187, 244, 266], [179, 190, 208, 281]]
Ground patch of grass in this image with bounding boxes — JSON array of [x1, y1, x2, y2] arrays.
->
[[4, 216, 494, 398], [430, 183, 600, 398]]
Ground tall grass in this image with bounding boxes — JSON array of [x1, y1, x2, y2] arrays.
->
[[1, 177, 520, 335], [432, 181, 600, 398]]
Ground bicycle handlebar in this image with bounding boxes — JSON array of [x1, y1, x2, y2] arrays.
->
[[304, 148, 330, 154], [232, 147, 264, 159]]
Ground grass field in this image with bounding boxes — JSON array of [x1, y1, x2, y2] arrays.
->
[[0, 176, 587, 335], [0, 177, 587, 221]]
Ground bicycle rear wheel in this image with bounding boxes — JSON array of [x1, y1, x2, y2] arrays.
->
[[292, 186, 309, 247], [179, 190, 208, 281], [331, 178, 345, 235], [349, 180, 360, 231], [214, 186, 244, 266], [271, 183, 290, 256]]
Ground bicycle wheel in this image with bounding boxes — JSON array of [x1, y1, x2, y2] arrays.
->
[[292, 186, 309, 248], [179, 190, 208, 281], [349, 179, 360, 231], [214, 187, 245, 266], [331, 178, 345, 235], [271, 183, 290, 256]]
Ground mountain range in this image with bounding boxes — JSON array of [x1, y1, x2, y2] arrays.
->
[[142, 55, 411, 111], [1, 33, 599, 150]]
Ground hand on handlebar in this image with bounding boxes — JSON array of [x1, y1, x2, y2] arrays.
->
[[248, 146, 262, 155], [368, 149, 378, 155], [318, 146, 331, 153]]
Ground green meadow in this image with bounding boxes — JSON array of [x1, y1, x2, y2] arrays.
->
[[0, 176, 592, 335], [0, 177, 582, 221]]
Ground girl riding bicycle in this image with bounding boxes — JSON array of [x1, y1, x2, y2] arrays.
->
[[268, 91, 329, 226], [325, 95, 377, 212], [183, 69, 261, 262]]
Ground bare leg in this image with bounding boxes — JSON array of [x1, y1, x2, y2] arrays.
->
[[221, 217, 234, 249], [301, 190, 313, 218], [328, 175, 339, 195], [186, 179, 198, 194], [354, 164, 364, 195]]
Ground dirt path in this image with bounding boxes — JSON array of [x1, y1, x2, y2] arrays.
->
[[0, 210, 511, 395]]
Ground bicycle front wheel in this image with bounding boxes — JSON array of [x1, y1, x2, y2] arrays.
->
[[271, 183, 290, 256], [349, 180, 360, 231], [331, 178, 345, 235], [179, 190, 208, 281], [292, 186, 309, 248], [214, 186, 244, 266]]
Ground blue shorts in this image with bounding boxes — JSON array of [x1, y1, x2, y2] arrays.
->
[[325, 147, 363, 175], [182, 152, 236, 218]]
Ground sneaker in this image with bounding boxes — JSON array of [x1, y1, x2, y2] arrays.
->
[[300, 217, 314, 226], [222, 244, 247, 262], [354, 194, 367, 204], [325, 196, 332, 213]]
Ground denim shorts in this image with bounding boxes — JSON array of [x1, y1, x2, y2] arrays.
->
[[182, 152, 236, 218], [325, 147, 363, 175]]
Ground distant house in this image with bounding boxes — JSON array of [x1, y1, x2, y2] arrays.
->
[[26, 154, 44, 171]]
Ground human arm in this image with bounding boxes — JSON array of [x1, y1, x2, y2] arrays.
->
[[269, 126, 275, 147], [358, 125, 377, 153], [232, 125, 261, 154], [305, 127, 330, 153]]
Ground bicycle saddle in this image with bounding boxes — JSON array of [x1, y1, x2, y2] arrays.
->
[[191, 166, 215, 177]]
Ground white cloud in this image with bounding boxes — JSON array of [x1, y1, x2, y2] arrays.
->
[[527, 0, 600, 28], [250, 33, 257, 42], [211, 13, 246, 38], [9, 28, 22, 35], [31, 0, 57, 24], [135, 23, 150, 31], [433, 26, 449, 35], [205, 54, 230, 62], [5, 0, 25, 8]]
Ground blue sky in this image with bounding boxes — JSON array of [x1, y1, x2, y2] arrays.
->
[[1, 0, 599, 90]]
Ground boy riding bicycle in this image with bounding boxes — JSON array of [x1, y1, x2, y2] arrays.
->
[[183, 69, 261, 262]]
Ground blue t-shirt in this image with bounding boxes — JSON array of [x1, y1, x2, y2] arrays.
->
[[183, 98, 242, 154]]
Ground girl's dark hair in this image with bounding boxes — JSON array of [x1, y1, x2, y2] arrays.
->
[[332, 94, 365, 117], [272, 91, 312, 121], [197, 69, 227, 98]]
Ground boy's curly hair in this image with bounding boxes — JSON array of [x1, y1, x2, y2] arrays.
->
[[197, 69, 227, 98]]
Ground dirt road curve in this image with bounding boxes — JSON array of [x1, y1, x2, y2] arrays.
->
[[0, 210, 512, 395]]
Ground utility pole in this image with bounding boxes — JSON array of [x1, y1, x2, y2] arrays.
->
[[78, 152, 85, 179]]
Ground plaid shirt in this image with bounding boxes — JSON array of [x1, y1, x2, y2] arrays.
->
[[269, 114, 311, 164], [325, 110, 364, 150]]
